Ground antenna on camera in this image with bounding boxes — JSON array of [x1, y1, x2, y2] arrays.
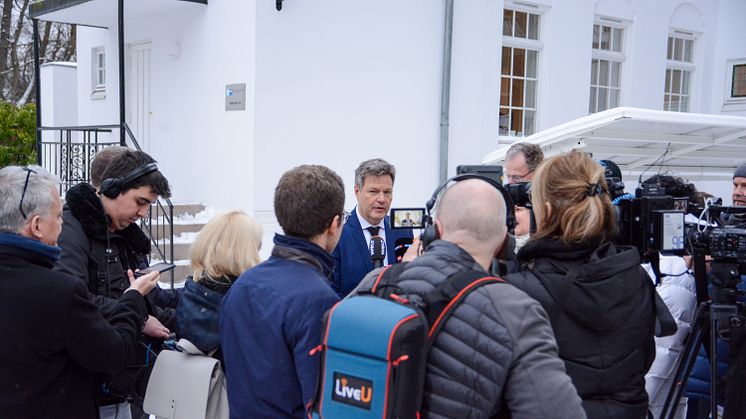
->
[[637, 142, 672, 185]]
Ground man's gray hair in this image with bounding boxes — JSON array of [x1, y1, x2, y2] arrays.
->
[[354, 158, 396, 189], [505, 142, 544, 172], [0, 165, 59, 233]]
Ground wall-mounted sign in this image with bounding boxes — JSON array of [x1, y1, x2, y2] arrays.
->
[[226, 83, 246, 111]]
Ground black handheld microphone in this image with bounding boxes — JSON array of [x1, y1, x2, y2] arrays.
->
[[370, 236, 386, 269], [394, 237, 414, 263]]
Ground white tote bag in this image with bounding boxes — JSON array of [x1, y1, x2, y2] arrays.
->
[[143, 339, 229, 419]]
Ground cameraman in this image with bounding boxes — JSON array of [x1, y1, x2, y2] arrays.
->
[[507, 150, 656, 419], [505, 143, 543, 252], [683, 164, 746, 419], [638, 175, 700, 419]]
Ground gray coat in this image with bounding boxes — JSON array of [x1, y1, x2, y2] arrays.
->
[[355, 240, 586, 419]]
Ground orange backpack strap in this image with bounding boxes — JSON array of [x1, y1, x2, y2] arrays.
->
[[371, 262, 409, 295]]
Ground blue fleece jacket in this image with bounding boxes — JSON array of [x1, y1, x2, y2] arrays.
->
[[219, 234, 339, 419]]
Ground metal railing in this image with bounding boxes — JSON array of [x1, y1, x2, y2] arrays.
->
[[37, 123, 175, 286]]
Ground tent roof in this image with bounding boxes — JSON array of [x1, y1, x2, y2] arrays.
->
[[482, 107, 746, 181]]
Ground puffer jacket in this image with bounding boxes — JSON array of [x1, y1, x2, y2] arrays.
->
[[507, 238, 656, 419], [642, 255, 697, 418], [356, 240, 585, 419]]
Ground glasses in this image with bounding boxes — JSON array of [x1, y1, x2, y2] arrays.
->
[[19, 167, 37, 219], [506, 171, 533, 183]]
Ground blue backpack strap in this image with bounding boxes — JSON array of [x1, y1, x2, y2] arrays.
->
[[423, 271, 504, 339]]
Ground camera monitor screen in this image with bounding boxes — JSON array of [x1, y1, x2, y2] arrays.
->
[[456, 165, 503, 185], [659, 211, 685, 254], [390, 208, 425, 229]]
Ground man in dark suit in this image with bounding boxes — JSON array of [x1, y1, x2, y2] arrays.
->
[[331, 158, 412, 297]]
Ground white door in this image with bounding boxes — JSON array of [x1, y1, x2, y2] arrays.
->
[[126, 42, 152, 152]]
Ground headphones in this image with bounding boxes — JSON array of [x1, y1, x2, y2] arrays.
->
[[100, 163, 159, 199], [421, 173, 517, 251]]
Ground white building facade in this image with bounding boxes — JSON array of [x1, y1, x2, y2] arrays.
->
[[33, 0, 746, 225]]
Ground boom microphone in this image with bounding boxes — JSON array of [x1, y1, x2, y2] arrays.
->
[[394, 237, 414, 263], [370, 236, 385, 269]]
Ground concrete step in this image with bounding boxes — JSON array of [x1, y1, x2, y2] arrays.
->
[[171, 203, 206, 218]]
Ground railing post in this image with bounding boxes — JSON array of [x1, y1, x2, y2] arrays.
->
[[33, 19, 42, 165], [118, 0, 126, 146]]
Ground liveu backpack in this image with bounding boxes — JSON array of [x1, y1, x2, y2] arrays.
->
[[309, 262, 504, 418]]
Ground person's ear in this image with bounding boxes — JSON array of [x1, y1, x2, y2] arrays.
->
[[329, 214, 342, 235], [27, 214, 44, 241], [433, 218, 443, 239]]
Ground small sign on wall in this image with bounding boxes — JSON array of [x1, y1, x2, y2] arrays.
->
[[226, 83, 246, 111]]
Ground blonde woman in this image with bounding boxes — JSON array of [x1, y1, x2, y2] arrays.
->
[[176, 211, 262, 354], [507, 150, 656, 419]]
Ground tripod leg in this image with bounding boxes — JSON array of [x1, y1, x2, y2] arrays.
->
[[661, 303, 708, 419], [709, 313, 718, 418]]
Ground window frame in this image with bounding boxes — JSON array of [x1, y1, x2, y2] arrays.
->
[[500, 5, 543, 138], [664, 32, 696, 112], [725, 58, 746, 105], [589, 19, 627, 114], [91, 46, 106, 99]]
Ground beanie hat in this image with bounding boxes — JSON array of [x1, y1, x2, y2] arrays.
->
[[735, 162, 746, 179], [600, 159, 622, 180]]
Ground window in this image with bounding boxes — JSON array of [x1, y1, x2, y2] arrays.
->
[[664, 35, 694, 112], [731, 63, 746, 98], [91, 47, 105, 98], [589, 22, 625, 113], [500, 8, 541, 137]]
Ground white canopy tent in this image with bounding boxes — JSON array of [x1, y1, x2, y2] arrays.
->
[[483, 107, 746, 184]]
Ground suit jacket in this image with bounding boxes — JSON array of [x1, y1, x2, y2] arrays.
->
[[331, 208, 413, 297]]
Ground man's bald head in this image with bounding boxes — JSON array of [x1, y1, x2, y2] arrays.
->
[[436, 179, 507, 245]]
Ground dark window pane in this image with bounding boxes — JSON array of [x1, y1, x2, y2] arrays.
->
[[665, 69, 672, 94], [503, 9, 514, 36], [671, 70, 682, 94], [528, 14, 539, 40], [600, 25, 611, 50], [598, 87, 608, 111], [501, 77, 511, 106], [612, 27, 623, 52], [684, 39, 693, 62], [526, 50, 538, 78], [611, 61, 621, 88], [590, 86, 597, 113], [525, 80, 537, 108], [524, 110, 536, 135], [511, 109, 524, 134], [599, 60, 609, 86], [591, 59, 598, 85], [680, 96, 689, 112], [674, 38, 683, 61], [515, 11, 527, 38], [512, 78, 525, 107], [667, 37, 673, 60], [664, 94, 671, 111], [682, 71, 690, 95], [592, 24, 600, 49], [733, 64, 746, 97], [499, 108, 510, 135], [513, 48, 526, 77], [502, 47, 511, 75], [609, 88, 619, 108]]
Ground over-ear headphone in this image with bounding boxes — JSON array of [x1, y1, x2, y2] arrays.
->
[[100, 163, 159, 199], [421, 173, 517, 250]]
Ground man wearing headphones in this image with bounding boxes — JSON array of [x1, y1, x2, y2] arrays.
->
[[54, 149, 172, 419], [353, 177, 584, 418]]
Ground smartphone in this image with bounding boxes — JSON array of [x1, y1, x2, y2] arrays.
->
[[134, 262, 176, 277]]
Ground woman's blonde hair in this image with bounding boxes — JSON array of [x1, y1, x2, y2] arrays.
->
[[530, 150, 616, 243], [190, 210, 262, 280]]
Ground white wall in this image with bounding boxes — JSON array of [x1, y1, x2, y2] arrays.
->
[[255, 1, 455, 215], [68, 0, 746, 228], [40, 62, 78, 126]]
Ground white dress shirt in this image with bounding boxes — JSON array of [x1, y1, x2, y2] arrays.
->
[[356, 208, 388, 267]]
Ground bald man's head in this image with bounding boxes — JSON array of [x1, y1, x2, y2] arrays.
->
[[436, 179, 506, 245]]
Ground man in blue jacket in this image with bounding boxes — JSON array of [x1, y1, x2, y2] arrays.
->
[[332, 158, 412, 297], [220, 165, 344, 419]]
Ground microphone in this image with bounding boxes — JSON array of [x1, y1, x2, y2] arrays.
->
[[394, 237, 414, 263], [370, 236, 385, 269]]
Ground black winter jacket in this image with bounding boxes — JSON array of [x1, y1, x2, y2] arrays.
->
[[0, 240, 147, 419], [508, 238, 656, 419], [357, 240, 586, 419]]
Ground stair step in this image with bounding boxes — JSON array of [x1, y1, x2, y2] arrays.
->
[[171, 203, 206, 218]]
